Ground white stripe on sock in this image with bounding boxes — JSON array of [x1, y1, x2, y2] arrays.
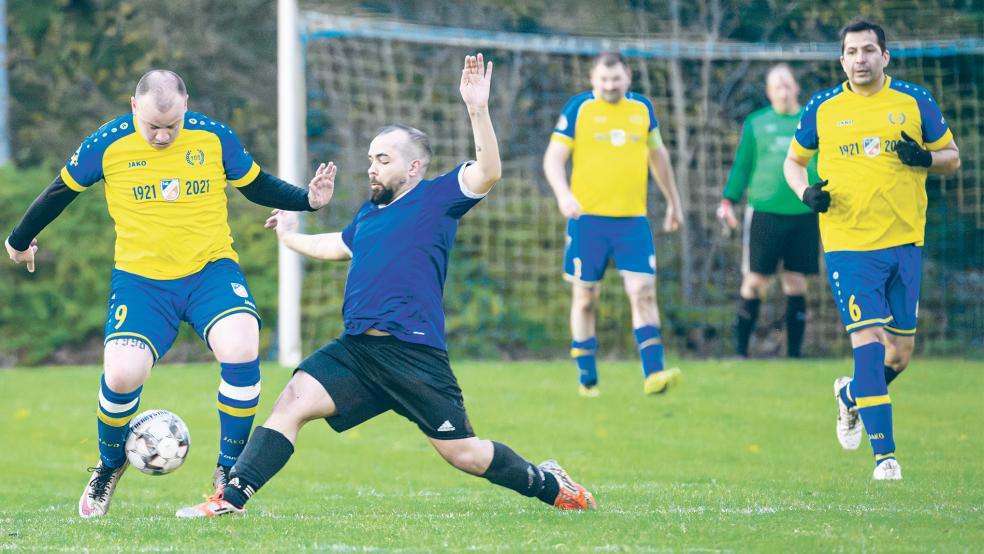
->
[[99, 389, 139, 414], [219, 380, 261, 402]]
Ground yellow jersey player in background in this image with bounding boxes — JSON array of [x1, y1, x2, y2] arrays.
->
[[5, 70, 335, 516], [543, 52, 684, 397], [783, 20, 960, 480]]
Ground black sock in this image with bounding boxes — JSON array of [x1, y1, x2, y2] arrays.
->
[[482, 441, 559, 505], [884, 366, 902, 386], [223, 427, 295, 509], [785, 295, 807, 358], [736, 297, 761, 357]]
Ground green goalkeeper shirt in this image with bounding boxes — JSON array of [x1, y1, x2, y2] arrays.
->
[[723, 106, 819, 215]]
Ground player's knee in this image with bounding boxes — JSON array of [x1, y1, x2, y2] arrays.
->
[[440, 444, 484, 474], [211, 338, 259, 363], [742, 273, 770, 298], [271, 378, 310, 418], [780, 274, 808, 296], [625, 280, 655, 303], [572, 288, 599, 314], [101, 368, 145, 394], [885, 340, 914, 371]]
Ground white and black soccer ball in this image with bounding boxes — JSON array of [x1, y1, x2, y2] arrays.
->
[[125, 409, 191, 475]]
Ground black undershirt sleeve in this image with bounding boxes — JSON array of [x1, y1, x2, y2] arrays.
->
[[7, 174, 80, 251], [236, 170, 314, 212]]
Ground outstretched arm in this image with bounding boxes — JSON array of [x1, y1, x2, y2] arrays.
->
[[458, 53, 501, 196], [5, 174, 80, 272], [264, 209, 351, 261], [649, 145, 683, 232], [238, 163, 336, 211]]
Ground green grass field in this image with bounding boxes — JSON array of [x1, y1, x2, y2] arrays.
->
[[1, 358, 982, 552]]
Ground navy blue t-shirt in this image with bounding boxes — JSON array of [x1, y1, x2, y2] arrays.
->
[[339, 163, 484, 351]]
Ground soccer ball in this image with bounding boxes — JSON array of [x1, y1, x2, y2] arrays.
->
[[125, 409, 191, 475]]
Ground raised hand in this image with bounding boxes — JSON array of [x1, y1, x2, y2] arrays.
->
[[459, 53, 493, 110], [307, 162, 337, 210], [264, 209, 299, 239], [5, 237, 38, 273]]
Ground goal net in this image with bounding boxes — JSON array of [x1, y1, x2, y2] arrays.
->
[[292, 12, 983, 358]]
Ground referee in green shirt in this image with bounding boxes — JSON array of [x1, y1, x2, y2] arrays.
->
[[717, 64, 820, 358]]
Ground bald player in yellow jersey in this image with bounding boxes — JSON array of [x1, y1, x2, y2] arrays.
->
[[544, 52, 684, 397], [784, 20, 960, 480], [5, 70, 335, 516]]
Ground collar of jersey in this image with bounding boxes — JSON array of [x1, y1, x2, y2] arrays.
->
[[376, 181, 421, 209], [843, 75, 892, 99], [590, 92, 629, 107]]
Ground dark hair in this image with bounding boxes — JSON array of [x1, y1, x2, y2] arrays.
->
[[593, 51, 629, 70], [839, 19, 887, 53], [377, 124, 432, 167]]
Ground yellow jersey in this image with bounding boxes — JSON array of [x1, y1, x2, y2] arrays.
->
[[550, 91, 663, 217], [792, 76, 953, 252], [61, 112, 261, 279]]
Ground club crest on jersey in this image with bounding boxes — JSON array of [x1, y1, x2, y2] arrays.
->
[[160, 178, 181, 202], [887, 111, 907, 125], [610, 129, 626, 146], [231, 282, 249, 298], [863, 137, 881, 158], [186, 149, 205, 166]]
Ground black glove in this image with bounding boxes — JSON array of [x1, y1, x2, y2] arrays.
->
[[801, 180, 830, 213], [896, 131, 933, 168]]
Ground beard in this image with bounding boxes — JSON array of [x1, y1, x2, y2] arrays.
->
[[370, 184, 393, 205], [369, 177, 407, 205]]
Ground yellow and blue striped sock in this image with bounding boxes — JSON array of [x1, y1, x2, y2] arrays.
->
[[571, 338, 598, 387], [852, 342, 895, 464], [217, 358, 261, 467], [96, 375, 142, 468], [634, 325, 664, 377]]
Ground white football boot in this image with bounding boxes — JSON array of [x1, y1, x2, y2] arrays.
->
[[834, 376, 862, 450], [872, 459, 903, 481], [79, 461, 128, 518]]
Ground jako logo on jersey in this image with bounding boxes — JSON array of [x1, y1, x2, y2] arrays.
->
[[231, 283, 249, 298], [555, 115, 568, 131], [887, 111, 907, 125], [837, 119, 854, 127], [160, 178, 181, 201], [186, 149, 205, 166], [863, 137, 881, 158], [128, 160, 147, 168]]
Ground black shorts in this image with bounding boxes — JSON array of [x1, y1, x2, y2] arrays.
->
[[297, 334, 475, 440], [743, 209, 820, 275]]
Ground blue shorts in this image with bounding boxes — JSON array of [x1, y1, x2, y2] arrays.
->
[[824, 245, 921, 336], [564, 215, 656, 285], [104, 259, 261, 362]]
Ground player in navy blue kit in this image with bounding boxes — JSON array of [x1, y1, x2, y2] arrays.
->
[[178, 54, 595, 517]]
